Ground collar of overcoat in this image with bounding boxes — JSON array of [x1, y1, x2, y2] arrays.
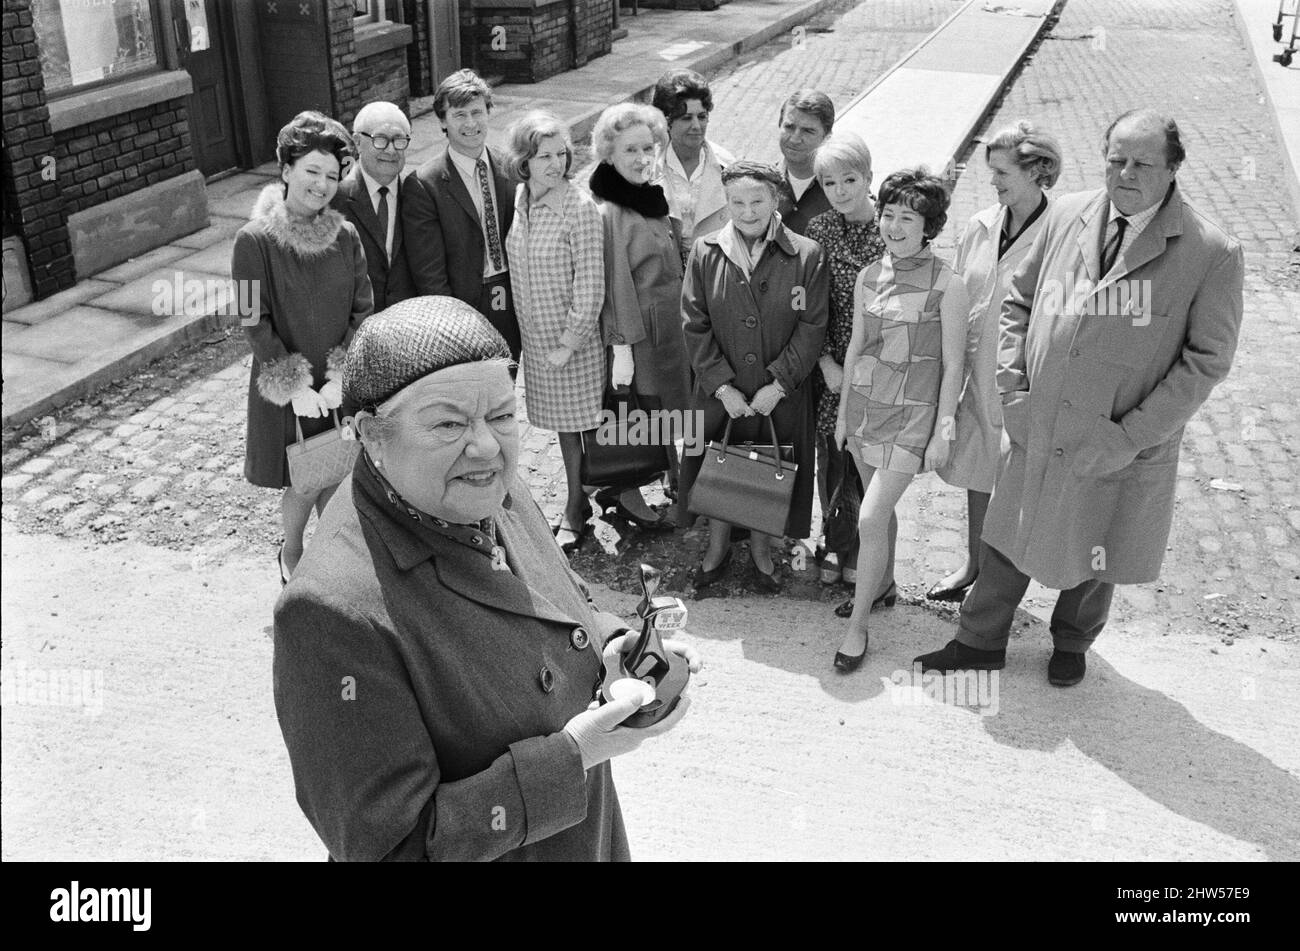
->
[[351, 457, 581, 629], [1075, 183, 1184, 294]]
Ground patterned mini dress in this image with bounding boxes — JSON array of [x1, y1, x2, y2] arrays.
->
[[844, 246, 954, 474]]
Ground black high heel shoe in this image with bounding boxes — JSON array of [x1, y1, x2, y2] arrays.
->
[[925, 574, 976, 602], [555, 502, 593, 553], [833, 582, 898, 618], [833, 633, 868, 673], [749, 555, 782, 593], [594, 487, 672, 532], [692, 548, 732, 589]]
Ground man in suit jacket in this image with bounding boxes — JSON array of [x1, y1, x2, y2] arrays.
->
[[915, 109, 1244, 686], [332, 101, 415, 312], [775, 89, 834, 235], [401, 69, 521, 362]]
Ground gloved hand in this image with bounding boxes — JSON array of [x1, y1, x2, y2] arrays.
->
[[319, 378, 344, 410], [562, 693, 692, 772], [611, 345, 635, 388], [718, 386, 753, 419], [290, 387, 331, 419], [749, 382, 785, 416]]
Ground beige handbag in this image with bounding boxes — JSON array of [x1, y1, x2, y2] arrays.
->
[[285, 411, 358, 492]]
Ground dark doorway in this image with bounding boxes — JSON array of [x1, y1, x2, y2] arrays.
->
[[427, 0, 462, 88], [174, 0, 243, 178]]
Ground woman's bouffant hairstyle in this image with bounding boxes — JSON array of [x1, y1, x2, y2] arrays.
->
[[651, 69, 714, 122], [504, 111, 574, 182], [433, 68, 493, 121], [876, 167, 950, 242], [275, 110, 354, 172], [984, 120, 1063, 188], [592, 102, 668, 164], [721, 160, 786, 200], [813, 130, 874, 182]]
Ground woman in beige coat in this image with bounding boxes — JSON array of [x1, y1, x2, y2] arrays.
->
[[928, 122, 1061, 603]]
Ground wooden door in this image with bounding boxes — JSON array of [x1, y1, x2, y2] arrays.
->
[[175, 0, 241, 178]]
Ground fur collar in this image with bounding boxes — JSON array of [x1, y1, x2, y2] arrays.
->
[[589, 162, 670, 218], [251, 183, 345, 257]]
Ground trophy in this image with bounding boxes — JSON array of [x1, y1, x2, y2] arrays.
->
[[598, 564, 691, 728]]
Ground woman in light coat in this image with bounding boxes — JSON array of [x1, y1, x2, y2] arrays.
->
[[928, 121, 1062, 603]]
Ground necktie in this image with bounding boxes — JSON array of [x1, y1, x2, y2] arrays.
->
[[376, 185, 390, 261], [1101, 215, 1128, 275], [477, 159, 504, 271]]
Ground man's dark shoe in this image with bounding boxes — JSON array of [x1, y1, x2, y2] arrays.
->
[[1048, 649, 1086, 686], [914, 639, 1006, 673]]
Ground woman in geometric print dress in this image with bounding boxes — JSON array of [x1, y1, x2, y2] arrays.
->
[[504, 110, 606, 552], [832, 168, 968, 671], [804, 132, 886, 596]]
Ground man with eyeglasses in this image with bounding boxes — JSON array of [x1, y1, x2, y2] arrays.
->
[[402, 69, 521, 363], [333, 101, 415, 310]]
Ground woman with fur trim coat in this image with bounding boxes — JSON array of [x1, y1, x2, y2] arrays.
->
[[232, 111, 374, 582]]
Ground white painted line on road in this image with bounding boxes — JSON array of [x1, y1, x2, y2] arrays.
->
[[659, 40, 709, 61]]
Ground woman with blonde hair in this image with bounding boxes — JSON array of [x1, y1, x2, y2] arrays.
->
[[504, 110, 606, 552], [588, 101, 691, 528], [927, 120, 1062, 603]]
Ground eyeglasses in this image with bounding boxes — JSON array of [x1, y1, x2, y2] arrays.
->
[[359, 132, 411, 151]]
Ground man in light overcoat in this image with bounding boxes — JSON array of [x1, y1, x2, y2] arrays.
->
[[915, 109, 1244, 686]]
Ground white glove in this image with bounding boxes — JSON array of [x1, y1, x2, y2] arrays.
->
[[319, 378, 344, 410], [290, 387, 330, 418], [611, 345, 635, 388], [562, 694, 692, 771]]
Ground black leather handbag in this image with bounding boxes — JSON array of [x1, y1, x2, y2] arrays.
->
[[688, 417, 796, 537], [579, 386, 670, 489]]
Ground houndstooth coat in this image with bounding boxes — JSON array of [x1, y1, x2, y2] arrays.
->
[[506, 179, 607, 432]]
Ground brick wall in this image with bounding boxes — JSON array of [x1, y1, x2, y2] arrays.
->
[[461, 0, 613, 85], [326, 0, 362, 127], [401, 0, 434, 97], [1, 0, 74, 297], [53, 100, 193, 217], [356, 49, 411, 112]]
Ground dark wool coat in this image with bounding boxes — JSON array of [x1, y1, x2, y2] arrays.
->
[[777, 169, 832, 237], [679, 222, 829, 538], [331, 165, 415, 311], [987, 185, 1244, 588], [273, 459, 634, 861], [233, 185, 374, 489]]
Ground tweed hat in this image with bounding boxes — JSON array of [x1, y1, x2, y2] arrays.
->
[[344, 296, 512, 410]]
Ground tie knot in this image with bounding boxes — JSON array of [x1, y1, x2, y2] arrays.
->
[[378, 185, 388, 196]]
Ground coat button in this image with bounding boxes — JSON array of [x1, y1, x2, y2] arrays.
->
[[539, 666, 555, 693], [759, 281, 769, 292], [570, 627, 590, 650], [744, 316, 757, 328], [470, 534, 483, 545], [1054, 448, 1064, 457], [745, 353, 757, 365]]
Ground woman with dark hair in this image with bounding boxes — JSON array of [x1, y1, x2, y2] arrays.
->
[[651, 69, 735, 260], [927, 121, 1062, 603], [680, 161, 828, 593], [831, 167, 968, 671], [503, 110, 606, 552], [233, 110, 373, 583]]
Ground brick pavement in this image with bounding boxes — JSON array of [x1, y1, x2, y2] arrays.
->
[[2, 0, 1297, 640]]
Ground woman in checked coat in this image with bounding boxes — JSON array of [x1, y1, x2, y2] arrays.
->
[[504, 111, 606, 552]]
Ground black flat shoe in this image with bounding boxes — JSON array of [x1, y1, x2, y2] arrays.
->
[[1048, 649, 1086, 686], [833, 636, 868, 672], [556, 521, 589, 554], [692, 548, 732, 589], [749, 560, 782, 593], [833, 583, 898, 618], [914, 639, 1006, 673], [925, 575, 977, 602], [595, 489, 672, 532]]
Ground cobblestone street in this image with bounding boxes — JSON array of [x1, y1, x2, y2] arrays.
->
[[4, 0, 1296, 639], [3, 0, 1299, 863]]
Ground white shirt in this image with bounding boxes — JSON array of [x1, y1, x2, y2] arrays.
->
[[358, 166, 397, 261], [786, 171, 815, 201], [448, 147, 507, 280], [662, 139, 734, 243], [1103, 197, 1162, 273]]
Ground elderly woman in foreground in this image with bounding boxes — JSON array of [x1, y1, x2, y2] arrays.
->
[[272, 297, 698, 862]]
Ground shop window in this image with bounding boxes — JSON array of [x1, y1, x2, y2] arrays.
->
[[32, 0, 161, 96], [354, 0, 399, 24]]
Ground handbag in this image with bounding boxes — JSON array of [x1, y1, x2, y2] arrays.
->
[[824, 448, 863, 553], [579, 385, 670, 489], [688, 417, 797, 537], [285, 410, 359, 493]]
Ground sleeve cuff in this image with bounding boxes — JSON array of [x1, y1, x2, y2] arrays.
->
[[257, 353, 313, 406], [509, 732, 589, 845]]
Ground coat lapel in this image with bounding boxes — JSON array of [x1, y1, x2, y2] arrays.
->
[[1074, 189, 1108, 284], [440, 148, 482, 227], [489, 148, 513, 238], [433, 551, 579, 629], [1101, 186, 1183, 290], [344, 170, 389, 259]]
